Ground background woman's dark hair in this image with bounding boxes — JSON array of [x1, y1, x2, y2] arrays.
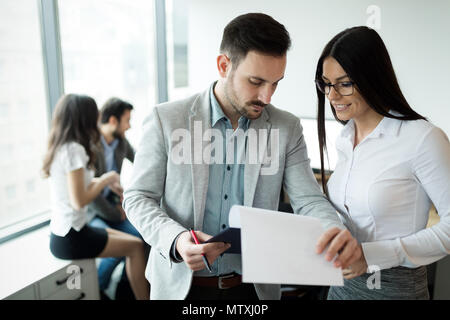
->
[[220, 12, 291, 68], [100, 97, 133, 124], [42, 94, 100, 177], [315, 26, 426, 197]]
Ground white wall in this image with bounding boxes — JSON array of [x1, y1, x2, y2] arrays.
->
[[188, 0, 450, 136]]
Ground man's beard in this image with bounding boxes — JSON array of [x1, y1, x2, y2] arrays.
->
[[113, 128, 124, 139], [224, 77, 248, 118], [225, 86, 266, 120], [224, 73, 267, 120]]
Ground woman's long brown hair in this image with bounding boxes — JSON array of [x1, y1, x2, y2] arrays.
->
[[42, 94, 100, 177]]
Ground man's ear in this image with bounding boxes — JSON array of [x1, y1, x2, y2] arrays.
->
[[108, 115, 119, 127], [217, 54, 231, 78]]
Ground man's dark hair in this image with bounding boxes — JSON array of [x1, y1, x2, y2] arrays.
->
[[100, 97, 133, 124], [220, 13, 291, 68]]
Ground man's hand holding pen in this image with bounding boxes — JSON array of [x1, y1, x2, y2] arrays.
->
[[176, 230, 231, 272]]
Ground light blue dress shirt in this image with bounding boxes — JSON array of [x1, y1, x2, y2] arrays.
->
[[194, 83, 249, 277]]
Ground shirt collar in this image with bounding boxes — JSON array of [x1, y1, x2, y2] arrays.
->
[[379, 111, 402, 137], [100, 135, 119, 150], [340, 119, 355, 140], [209, 82, 250, 130], [210, 82, 227, 127], [368, 111, 403, 138], [339, 110, 402, 142]]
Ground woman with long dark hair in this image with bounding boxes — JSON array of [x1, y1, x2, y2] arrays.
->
[[315, 26, 449, 299], [42, 94, 149, 300]]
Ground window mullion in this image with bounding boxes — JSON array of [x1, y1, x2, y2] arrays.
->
[[38, 0, 64, 120], [155, 0, 168, 104]]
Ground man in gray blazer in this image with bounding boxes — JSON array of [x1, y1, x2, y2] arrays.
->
[[123, 13, 361, 300]]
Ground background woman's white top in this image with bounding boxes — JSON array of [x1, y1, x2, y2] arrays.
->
[[49, 142, 94, 237], [328, 117, 450, 270]]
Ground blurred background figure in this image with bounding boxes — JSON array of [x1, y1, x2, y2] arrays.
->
[[87, 97, 149, 299], [43, 94, 149, 300]]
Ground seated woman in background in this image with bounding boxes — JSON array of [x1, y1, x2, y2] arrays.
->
[[42, 94, 149, 300], [314, 26, 449, 299]]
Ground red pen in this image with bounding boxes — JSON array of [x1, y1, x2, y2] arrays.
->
[[189, 228, 212, 273]]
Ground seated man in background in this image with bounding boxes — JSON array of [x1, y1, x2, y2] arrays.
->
[[87, 97, 144, 299]]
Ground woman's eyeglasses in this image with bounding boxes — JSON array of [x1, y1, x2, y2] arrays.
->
[[315, 79, 355, 96]]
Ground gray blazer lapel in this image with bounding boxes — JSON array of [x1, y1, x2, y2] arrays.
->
[[189, 88, 211, 230], [114, 140, 123, 172], [244, 109, 271, 207], [95, 143, 106, 176]]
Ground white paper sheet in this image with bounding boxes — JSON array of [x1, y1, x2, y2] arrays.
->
[[230, 205, 344, 287], [120, 158, 134, 190]]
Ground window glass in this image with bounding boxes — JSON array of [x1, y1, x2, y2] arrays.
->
[[58, 0, 157, 146], [166, 0, 190, 100], [300, 119, 342, 171], [0, 0, 51, 230]]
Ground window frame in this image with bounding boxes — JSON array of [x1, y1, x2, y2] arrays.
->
[[0, 0, 169, 243], [0, 0, 62, 243]]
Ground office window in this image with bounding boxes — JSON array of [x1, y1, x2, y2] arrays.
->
[[5, 185, 16, 200], [166, 0, 190, 100], [0, 0, 51, 230], [300, 118, 342, 171], [26, 179, 36, 193], [0, 102, 8, 118], [58, 0, 158, 147]]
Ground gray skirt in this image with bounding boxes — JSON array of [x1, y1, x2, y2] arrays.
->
[[328, 266, 429, 300]]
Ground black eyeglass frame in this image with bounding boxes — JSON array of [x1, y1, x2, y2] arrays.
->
[[315, 79, 355, 96]]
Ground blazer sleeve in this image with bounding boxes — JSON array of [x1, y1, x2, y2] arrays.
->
[[282, 118, 345, 231], [123, 107, 187, 266]]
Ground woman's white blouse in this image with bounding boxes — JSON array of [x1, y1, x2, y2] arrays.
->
[[327, 117, 450, 270], [49, 142, 94, 237]]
